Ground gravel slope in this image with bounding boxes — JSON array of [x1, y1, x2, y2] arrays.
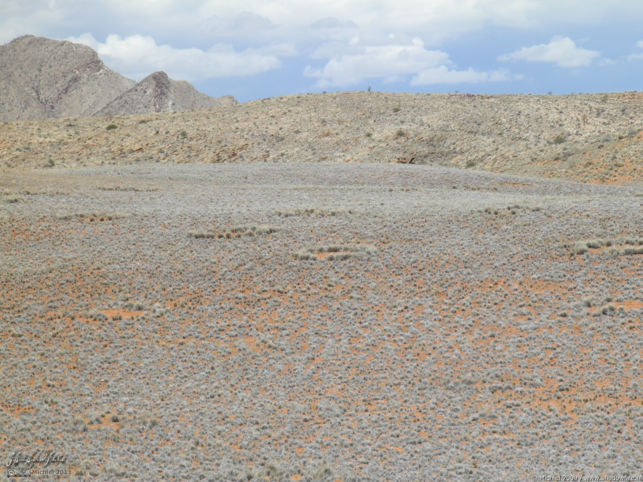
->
[[2, 91, 642, 184], [1, 163, 641, 480]]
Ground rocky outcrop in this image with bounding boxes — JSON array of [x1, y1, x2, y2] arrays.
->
[[0, 35, 236, 122]]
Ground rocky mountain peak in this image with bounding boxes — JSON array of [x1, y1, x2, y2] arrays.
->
[[0, 35, 236, 122]]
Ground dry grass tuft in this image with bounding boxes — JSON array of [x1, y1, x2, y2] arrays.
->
[[294, 244, 376, 261], [188, 225, 279, 239]]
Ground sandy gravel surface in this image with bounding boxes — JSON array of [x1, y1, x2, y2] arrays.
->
[[1, 163, 641, 480]]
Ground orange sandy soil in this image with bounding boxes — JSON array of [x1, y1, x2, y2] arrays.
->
[[0, 163, 640, 479]]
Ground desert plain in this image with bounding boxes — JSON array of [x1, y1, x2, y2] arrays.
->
[[0, 92, 641, 480]]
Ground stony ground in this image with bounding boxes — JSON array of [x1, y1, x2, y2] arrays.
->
[[1, 163, 641, 480], [2, 91, 642, 184]]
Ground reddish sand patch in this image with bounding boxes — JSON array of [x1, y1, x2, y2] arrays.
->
[[615, 299, 643, 310], [100, 308, 143, 319]]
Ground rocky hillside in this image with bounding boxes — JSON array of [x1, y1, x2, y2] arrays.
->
[[95, 71, 236, 116], [1, 91, 641, 184], [0, 35, 236, 122]]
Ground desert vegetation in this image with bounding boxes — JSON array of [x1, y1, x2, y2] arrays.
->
[[294, 243, 376, 261], [1, 162, 639, 479], [569, 237, 643, 255], [275, 207, 353, 218], [188, 225, 279, 239]]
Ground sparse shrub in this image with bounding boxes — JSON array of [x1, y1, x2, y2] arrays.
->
[[106, 124, 118, 130], [393, 106, 401, 113], [180, 130, 188, 138], [553, 135, 566, 144], [85, 309, 107, 322], [312, 466, 333, 479], [97, 185, 159, 192], [294, 244, 376, 261], [69, 418, 88, 433], [601, 304, 615, 315], [571, 237, 642, 256], [188, 225, 278, 239], [55, 212, 125, 222], [365, 132, 372, 138], [466, 161, 476, 168], [187, 231, 217, 239], [572, 241, 588, 255], [396, 129, 406, 138], [275, 207, 352, 218], [124, 301, 147, 311]]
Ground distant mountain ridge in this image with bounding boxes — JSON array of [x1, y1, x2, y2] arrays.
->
[[0, 35, 236, 122], [96, 71, 236, 117]]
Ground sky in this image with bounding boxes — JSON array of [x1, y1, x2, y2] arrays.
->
[[2, 0, 643, 102]]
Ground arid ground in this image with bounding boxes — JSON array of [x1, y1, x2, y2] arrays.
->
[[1, 160, 640, 479], [2, 92, 642, 184]]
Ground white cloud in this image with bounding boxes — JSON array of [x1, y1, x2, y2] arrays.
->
[[4, 1, 643, 97], [197, 11, 276, 42], [0, 1, 63, 44], [6, 1, 643, 49], [305, 37, 517, 88], [67, 33, 286, 81], [411, 66, 517, 85], [628, 40, 643, 60], [499, 36, 600, 68], [304, 38, 450, 87]]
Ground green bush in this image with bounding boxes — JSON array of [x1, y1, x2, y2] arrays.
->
[[106, 124, 118, 130]]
